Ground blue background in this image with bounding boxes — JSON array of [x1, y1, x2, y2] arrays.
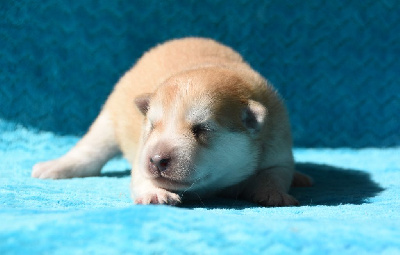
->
[[1, 0, 399, 147], [1, 1, 400, 254]]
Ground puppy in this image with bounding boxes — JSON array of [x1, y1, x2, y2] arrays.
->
[[32, 38, 312, 206]]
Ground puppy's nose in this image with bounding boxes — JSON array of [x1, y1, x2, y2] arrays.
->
[[149, 155, 171, 172]]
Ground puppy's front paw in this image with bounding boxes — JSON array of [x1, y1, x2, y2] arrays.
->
[[32, 158, 100, 179], [32, 160, 73, 179], [253, 190, 299, 207], [134, 188, 182, 206]]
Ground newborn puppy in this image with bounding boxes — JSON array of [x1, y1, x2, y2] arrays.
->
[[32, 38, 312, 206]]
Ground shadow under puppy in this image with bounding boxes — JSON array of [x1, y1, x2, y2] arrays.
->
[[32, 37, 312, 206]]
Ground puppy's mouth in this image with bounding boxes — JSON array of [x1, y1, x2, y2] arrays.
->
[[152, 174, 211, 192]]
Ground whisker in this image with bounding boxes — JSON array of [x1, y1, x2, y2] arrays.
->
[[194, 192, 206, 207], [182, 175, 202, 194], [179, 175, 206, 207]]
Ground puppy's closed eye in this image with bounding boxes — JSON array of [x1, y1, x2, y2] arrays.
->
[[191, 124, 212, 143]]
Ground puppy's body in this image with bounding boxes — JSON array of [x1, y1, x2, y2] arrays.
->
[[32, 38, 311, 206]]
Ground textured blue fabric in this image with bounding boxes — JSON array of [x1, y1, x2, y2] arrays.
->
[[1, 0, 399, 147], [1, 1, 400, 254], [1, 120, 399, 254]]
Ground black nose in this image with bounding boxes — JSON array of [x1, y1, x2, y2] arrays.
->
[[149, 155, 171, 172]]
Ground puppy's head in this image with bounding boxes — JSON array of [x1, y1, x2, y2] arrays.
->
[[134, 68, 267, 195]]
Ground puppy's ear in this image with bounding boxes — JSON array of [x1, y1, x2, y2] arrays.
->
[[134, 93, 153, 115], [241, 100, 267, 134]]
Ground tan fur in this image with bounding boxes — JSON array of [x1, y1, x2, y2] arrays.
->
[[32, 38, 312, 207]]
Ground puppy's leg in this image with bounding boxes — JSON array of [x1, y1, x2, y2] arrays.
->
[[291, 171, 313, 187], [131, 173, 182, 205], [241, 166, 299, 207], [32, 109, 120, 179]]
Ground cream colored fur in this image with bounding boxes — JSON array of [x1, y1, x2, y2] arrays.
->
[[32, 38, 312, 207]]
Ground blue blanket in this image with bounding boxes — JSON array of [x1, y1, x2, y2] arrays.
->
[[2, 1, 400, 254], [1, 120, 399, 254]]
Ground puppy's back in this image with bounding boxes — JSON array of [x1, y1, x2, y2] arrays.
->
[[133, 37, 245, 90]]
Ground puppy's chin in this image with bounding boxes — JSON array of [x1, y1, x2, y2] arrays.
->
[[151, 176, 192, 190], [149, 172, 212, 193]]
